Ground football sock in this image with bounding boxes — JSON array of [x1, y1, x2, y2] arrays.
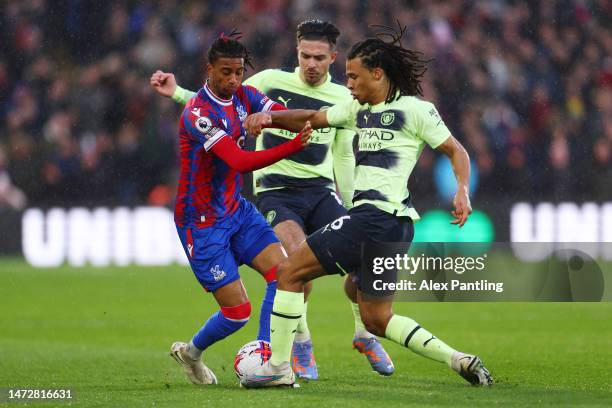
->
[[385, 314, 456, 367], [187, 340, 202, 359], [350, 302, 374, 338], [294, 301, 311, 343], [257, 266, 278, 342], [192, 303, 251, 353], [270, 290, 304, 366]]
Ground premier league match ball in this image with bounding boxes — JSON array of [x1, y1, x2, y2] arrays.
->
[[234, 340, 272, 382]]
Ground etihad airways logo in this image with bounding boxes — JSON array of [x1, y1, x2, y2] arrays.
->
[[357, 128, 395, 151], [359, 129, 394, 140]]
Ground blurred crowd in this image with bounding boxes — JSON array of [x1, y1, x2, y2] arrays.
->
[[1, 0, 611, 210]]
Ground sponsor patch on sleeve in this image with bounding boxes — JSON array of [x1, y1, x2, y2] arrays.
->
[[261, 97, 275, 112], [192, 116, 226, 150], [195, 116, 213, 133]]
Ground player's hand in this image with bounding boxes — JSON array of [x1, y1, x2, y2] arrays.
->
[[150, 70, 177, 98], [244, 112, 272, 137], [295, 121, 312, 147], [451, 186, 471, 227]]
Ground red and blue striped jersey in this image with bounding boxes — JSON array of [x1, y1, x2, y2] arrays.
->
[[175, 82, 279, 228]]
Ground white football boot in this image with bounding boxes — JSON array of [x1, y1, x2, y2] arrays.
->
[[451, 352, 493, 386], [241, 361, 296, 388], [170, 342, 218, 385]]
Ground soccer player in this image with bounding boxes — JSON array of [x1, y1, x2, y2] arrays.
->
[[241, 27, 494, 387], [153, 32, 312, 385], [151, 20, 395, 379]]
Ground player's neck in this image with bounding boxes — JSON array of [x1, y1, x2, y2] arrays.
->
[[368, 81, 392, 106], [368, 90, 387, 106], [205, 80, 233, 102]]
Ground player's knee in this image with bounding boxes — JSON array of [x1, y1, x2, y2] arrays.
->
[[261, 265, 278, 283], [362, 319, 386, 337], [276, 258, 301, 286], [220, 301, 252, 327], [361, 311, 391, 337], [303, 280, 313, 300], [344, 276, 358, 303]]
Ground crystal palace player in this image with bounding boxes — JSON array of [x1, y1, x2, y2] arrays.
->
[[151, 32, 311, 385], [151, 20, 395, 380]]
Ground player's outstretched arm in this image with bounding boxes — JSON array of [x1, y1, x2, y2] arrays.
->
[[150, 70, 177, 97], [150, 70, 195, 105], [244, 109, 329, 136], [212, 122, 312, 173], [436, 136, 472, 227]]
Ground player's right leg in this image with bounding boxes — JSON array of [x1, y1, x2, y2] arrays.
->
[[256, 192, 318, 379], [245, 211, 368, 388], [243, 242, 329, 388], [172, 225, 252, 385], [170, 280, 250, 385], [271, 219, 318, 380]]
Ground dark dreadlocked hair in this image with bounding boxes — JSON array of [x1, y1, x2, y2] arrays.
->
[[296, 19, 340, 49], [348, 21, 430, 103], [207, 29, 254, 70]]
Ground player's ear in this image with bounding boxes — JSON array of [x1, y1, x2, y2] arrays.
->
[[329, 50, 338, 65], [206, 63, 213, 78], [372, 67, 384, 81]]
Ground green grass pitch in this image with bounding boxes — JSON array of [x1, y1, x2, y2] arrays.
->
[[1, 258, 611, 407]]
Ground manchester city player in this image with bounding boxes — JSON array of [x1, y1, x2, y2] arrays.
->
[[151, 21, 395, 380], [242, 26, 494, 388], [158, 32, 312, 386]]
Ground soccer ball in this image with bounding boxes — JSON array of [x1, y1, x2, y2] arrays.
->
[[234, 340, 271, 382]]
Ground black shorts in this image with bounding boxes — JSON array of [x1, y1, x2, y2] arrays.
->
[[306, 204, 414, 279], [256, 187, 348, 234]]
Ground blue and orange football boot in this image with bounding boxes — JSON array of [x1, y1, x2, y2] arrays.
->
[[352, 335, 394, 376], [291, 340, 319, 380]]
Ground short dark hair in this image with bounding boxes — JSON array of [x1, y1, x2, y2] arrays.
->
[[207, 30, 253, 69], [296, 20, 340, 48], [348, 23, 430, 103]]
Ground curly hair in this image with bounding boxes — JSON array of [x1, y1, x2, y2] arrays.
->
[[348, 21, 430, 103]]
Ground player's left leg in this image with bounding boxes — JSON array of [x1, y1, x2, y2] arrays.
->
[[249, 241, 285, 342], [231, 199, 284, 344], [356, 292, 493, 386]]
